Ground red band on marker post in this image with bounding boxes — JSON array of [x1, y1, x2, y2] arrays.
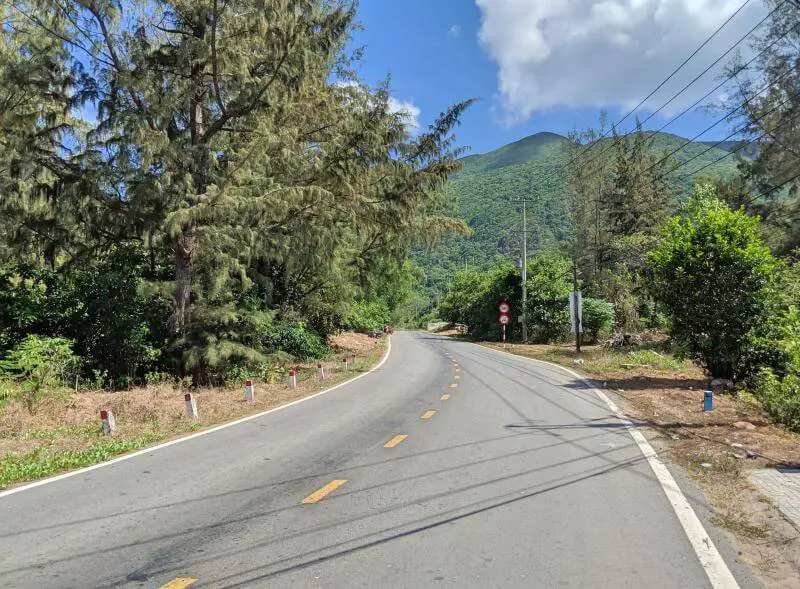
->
[[100, 410, 108, 420], [184, 393, 191, 402], [289, 369, 296, 376], [245, 379, 253, 387]]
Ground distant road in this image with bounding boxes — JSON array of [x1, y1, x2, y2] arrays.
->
[[0, 332, 755, 588]]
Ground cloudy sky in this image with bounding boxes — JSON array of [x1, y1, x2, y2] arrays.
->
[[351, 0, 769, 154]]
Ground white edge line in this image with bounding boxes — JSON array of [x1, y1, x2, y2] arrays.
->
[[476, 343, 740, 589], [0, 337, 393, 499]]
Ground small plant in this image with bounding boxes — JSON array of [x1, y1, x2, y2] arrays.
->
[[145, 371, 177, 386], [582, 298, 614, 344], [0, 335, 80, 414]]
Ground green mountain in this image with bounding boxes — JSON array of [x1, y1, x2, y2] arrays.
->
[[414, 131, 740, 300]]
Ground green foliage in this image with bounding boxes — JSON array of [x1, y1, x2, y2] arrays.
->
[[0, 335, 80, 413], [261, 322, 329, 360], [524, 253, 571, 343], [0, 434, 167, 489], [646, 189, 781, 379], [582, 298, 615, 344], [752, 369, 800, 432], [344, 300, 392, 333]]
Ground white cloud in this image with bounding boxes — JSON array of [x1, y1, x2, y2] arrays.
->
[[449, 24, 461, 39], [475, 0, 767, 123], [336, 81, 421, 131], [387, 97, 421, 131]]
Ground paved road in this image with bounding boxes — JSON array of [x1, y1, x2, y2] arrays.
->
[[0, 332, 755, 588]]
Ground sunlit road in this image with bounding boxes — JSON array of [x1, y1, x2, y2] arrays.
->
[[0, 332, 756, 588]]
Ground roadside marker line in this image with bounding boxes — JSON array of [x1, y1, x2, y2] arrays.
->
[[302, 480, 347, 504], [384, 434, 408, 448], [483, 344, 740, 589], [0, 338, 392, 499], [159, 578, 197, 589], [421, 410, 437, 420], [440, 394, 450, 401]]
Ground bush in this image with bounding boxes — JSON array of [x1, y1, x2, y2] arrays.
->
[[0, 336, 80, 413], [646, 190, 781, 379], [525, 253, 571, 343], [261, 322, 329, 360], [753, 368, 800, 431], [343, 299, 392, 333], [582, 298, 614, 344]]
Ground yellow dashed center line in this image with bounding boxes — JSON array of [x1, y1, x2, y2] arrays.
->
[[302, 479, 347, 504], [384, 434, 408, 448], [453, 363, 459, 367], [454, 375, 460, 380], [449, 383, 458, 388], [421, 410, 437, 420], [455, 368, 460, 372], [159, 579, 197, 589], [441, 394, 450, 400]]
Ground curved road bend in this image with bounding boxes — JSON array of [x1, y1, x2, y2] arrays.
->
[[0, 331, 758, 588]]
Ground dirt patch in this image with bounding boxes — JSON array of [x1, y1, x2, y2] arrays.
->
[[327, 332, 382, 354], [485, 340, 800, 587]]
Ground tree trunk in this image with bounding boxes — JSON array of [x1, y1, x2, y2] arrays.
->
[[172, 234, 198, 334]]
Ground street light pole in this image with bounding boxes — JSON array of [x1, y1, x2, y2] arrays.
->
[[521, 200, 528, 343]]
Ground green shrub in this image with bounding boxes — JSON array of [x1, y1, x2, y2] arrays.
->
[[0, 335, 80, 413], [646, 189, 781, 379], [344, 299, 392, 333], [525, 253, 571, 343], [582, 298, 614, 344], [261, 322, 328, 360], [753, 368, 800, 431]]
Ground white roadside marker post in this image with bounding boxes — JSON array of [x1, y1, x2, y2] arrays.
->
[[342, 357, 349, 371], [288, 369, 297, 388], [317, 363, 325, 380], [245, 379, 255, 403], [100, 410, 116, 436], [185, 392, 199, 419]]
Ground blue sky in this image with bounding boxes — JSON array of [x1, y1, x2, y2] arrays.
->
[[350, 0, 768, 156]]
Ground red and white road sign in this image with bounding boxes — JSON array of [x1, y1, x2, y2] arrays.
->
[[498, 301, 510, 314], [499, 314, 510, 325]]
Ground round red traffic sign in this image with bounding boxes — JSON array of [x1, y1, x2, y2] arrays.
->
[[499, 314, 510, 325], [498, 302, 510, 314]]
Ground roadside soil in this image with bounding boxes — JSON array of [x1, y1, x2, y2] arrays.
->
[[483, 340, 800, 588], [0, 333, 387, 489]]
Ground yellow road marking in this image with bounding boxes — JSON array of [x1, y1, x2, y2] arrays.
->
[[453, 363, 459, 367], [159, 579, 197, 589], [454, 375, 460, 380], [441, 394, 450, 400], [421, 410, 437, 420], [384, 434, 408, 448], [455, 368, 460, 372], [302, 479, 347, 504], [449, 383, 458, 388]]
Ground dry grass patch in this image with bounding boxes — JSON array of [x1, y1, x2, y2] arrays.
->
[[0, 336, 386, 489]]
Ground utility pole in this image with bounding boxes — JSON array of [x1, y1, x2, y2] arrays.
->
[[573, 263, 581, 353], [521, 200, 528, 343]]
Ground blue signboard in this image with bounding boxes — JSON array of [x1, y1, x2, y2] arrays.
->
[[703, 390, 713, 412]]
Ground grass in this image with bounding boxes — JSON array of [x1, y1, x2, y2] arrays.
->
[[0, 434, 167, 488], [485, 341, 692, 378], [0, 334, 387, 489]]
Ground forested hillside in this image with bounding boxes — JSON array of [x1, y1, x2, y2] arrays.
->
[[414, 130, 740, 298]]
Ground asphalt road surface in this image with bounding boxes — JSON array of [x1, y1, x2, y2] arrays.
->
[[0, 332, 758, 588]]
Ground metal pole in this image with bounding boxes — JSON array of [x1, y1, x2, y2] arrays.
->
[[521, 200, 528, 343], [574, 265, 581, 353]]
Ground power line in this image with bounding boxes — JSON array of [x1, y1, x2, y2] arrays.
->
[[560, 0, 760, 173], [575, 12, 800, 176], [651, 79, 800, 178]]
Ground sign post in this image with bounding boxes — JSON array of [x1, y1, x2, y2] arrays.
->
[[498, 302, 510, 346]]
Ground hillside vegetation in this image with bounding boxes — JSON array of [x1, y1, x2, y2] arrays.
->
[[414, 130, 740, 296]]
